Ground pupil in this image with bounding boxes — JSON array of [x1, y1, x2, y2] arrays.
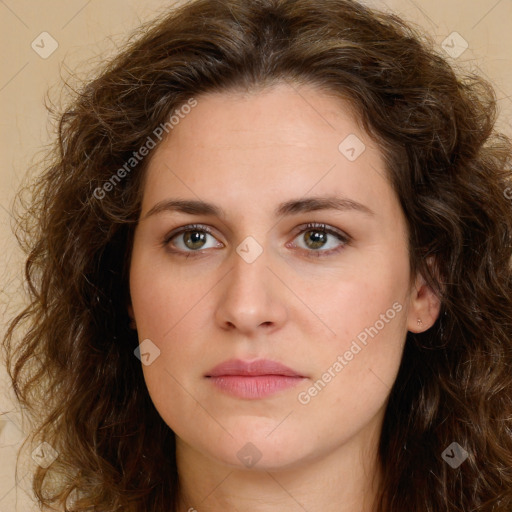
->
[[306, 230, 326, 249], [185, 231, 206, 249]]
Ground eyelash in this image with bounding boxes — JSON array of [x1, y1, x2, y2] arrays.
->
[[162, 222, 350, 259]]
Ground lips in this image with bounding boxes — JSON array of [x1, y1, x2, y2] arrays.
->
[[206, 358, 304, 378], [205, 359, 306, 399]]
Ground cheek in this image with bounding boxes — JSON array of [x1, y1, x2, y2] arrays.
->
[[294, 248, 410, 349], [131, 282, 207, 439], [307, 288, 406, 410], [128, 246, 214, 341], [307, 280, 407, 390], [293, 250, 409, 406], [294, 290, 406, 449], [129, 251, 217, 421]]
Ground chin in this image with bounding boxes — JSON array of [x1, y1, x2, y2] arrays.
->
[[201, 423, 313, 471]]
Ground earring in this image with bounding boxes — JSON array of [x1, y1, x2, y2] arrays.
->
[[417, 318, 423, 327]]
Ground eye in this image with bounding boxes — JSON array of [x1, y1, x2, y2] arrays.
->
[[163, 224, 223, 253], [162, 222, 350, 258], [290, 223, 349, 256]]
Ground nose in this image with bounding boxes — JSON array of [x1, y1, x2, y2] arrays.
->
[[214, 245, 288, 336]]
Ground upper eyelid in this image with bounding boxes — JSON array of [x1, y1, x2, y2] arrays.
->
[[164, 224, 221, 246], [292, 222, 348, 238], [165, 222, 349, 247]]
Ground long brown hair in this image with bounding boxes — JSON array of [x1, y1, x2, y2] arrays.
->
[[3, 0, 512, 510]]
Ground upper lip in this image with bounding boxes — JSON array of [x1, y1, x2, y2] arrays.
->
[[206, 359, 304, 378]]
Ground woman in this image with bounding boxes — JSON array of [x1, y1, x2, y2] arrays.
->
[[3, 0, 512, 510]]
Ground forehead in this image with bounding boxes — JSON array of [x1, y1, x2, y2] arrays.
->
[[141, 82, 396, 220]]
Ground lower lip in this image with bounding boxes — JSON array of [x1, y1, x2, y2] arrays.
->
[[207, 375, 305, 399]]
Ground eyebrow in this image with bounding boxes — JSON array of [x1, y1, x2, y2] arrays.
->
[[143, 195, 375, 220]]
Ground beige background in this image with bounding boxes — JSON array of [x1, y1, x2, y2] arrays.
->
[[1, 0, 511, 509]]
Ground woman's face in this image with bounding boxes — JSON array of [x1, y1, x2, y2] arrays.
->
[[129, 82, 438, 471]]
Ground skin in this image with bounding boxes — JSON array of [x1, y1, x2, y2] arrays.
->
[[128, 82, 440, 512]]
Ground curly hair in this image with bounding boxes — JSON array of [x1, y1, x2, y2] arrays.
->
[[3, 0, 512, 510]]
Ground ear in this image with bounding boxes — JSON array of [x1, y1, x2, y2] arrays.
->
[[407, 265, 441, 333]]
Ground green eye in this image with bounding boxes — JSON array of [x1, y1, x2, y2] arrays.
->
[[183, 230, 208, 250], [303, 229, 329, 249], [163, 222, 349, 258], [293, 223, 349, 254], [165, 225, 223, 253]]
